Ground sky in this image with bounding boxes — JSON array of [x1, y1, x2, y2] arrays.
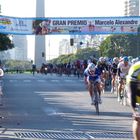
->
[[0, 0, 126, 60]]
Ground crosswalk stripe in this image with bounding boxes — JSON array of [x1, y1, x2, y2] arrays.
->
[[64, 80, 73, 82], [50, 80, 59, 82], [23, 80, 31, 82], [37, 80, 46, 82], [9, 80, 17, 82], [8, 79, 83, 83]]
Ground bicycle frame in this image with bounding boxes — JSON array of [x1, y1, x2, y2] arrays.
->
[[0, 79, 3, 106], [92, 82, 100, 115], [120, 78, 128, 106]]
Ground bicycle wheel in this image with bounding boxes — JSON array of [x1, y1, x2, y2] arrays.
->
[[122, 88, 127, 106], [95, 102, 99, 115], [94, 88, 99, 115]]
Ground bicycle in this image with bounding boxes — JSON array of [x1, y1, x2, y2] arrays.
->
[[111, 75, 119, 94], [0, 79, 3, 105], [91, 81, 100, 115], [119, 78, 128, 106]]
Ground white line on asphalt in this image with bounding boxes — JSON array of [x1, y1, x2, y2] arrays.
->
[[64, 80, 73, 82], [50, 80, 59, 82], [23, 80, 31, 82], [37, 80, 46, 82], [9, 80, 17, 82]]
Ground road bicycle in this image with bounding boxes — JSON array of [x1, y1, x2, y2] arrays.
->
[[119, 78, 128, 106], [92, 81, 100, 115], [0, 79, 3, 105], [111, 75, 119, 94]]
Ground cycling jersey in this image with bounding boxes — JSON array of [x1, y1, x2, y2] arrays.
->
[[126, 61, 140, 106], [111, 62, 118, 74], [84, 67, 100, 83], [118, 61, 131, 78], [127, 61, 140, 83]]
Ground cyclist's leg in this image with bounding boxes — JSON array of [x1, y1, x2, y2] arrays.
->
[[118, 78, 123, 101], [128, 81, 140, 140], [132, 120, 140, 140], [95, 78, 102, 104], [100, 76, 105, 94], [105, 71, 110, 88], [0, 80, 3, 106], [111, 73, 116, 93], [87, 81, 94, 104]]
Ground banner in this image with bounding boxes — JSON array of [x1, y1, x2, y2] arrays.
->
[[0, 15, 140, 35], [0, 16, 32, 35]]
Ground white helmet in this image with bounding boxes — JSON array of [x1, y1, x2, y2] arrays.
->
[[131, 58, 136, 64], [0, 68, 4, 77], [113, 57, 119, 63], [87, 63, 96, 71], [99, 57, 105, 63]]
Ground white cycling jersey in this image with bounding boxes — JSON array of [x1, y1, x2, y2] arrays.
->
[[117, 61, 131, 78]]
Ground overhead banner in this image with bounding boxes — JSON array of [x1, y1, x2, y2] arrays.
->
[[0, 15, 140, 35], [0, 16, 32, 35]]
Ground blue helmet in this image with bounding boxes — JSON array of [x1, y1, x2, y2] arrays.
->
[[123, 56, 129, 62]]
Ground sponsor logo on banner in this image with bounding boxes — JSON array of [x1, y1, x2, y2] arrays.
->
[[0, 15, 140, 35]]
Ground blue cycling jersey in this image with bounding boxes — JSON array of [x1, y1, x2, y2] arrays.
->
[[84, 67, 100, 82]]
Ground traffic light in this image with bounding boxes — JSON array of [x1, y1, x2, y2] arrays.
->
[[80, 42, 83, 45], [42, 52, 45, 57], [70, 38, 74, 46]]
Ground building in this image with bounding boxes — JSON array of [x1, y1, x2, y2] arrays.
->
[[0, 4, 28, 61], [58, 35, 107, 57], [124, 0, 139, 16], [8, 35, 28, 60], [1, 35, 28, 61], [59, 39, 71, 55]]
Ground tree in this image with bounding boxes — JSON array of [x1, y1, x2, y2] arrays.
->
[[99, 34, 140, 57], [0, 34, 14, 51]]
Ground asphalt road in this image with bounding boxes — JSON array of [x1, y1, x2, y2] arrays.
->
[[0, 73, 134, 140]]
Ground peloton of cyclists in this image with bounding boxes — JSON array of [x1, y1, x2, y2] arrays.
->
[[83, 55, 134, 105]]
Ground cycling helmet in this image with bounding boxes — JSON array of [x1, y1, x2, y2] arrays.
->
[[87, 59, 92, 64], [87, 63, 96, 71], [104, 57, 108, 61], [99, 57, 105, 63], [0, 68, 4, 77], [123, 56, 129, 62], [128, 56, 133, 61], [136, 57, 140, 61], [113, 57, 119, 63], [132, 58, 137, 64]]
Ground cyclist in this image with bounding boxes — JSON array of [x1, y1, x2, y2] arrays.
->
[[110, 57, 119, 93], [97, 57, 109, 93], [126, 61, 140, 140], [117, 56, 131, 102], [0, 68, 4, 95], [84, 63, 101, 105]]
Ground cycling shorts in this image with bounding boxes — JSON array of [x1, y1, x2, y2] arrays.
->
[[136, 96, 140, 104], [88, 75, 101, 83], [128, 81, 140, 107]]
